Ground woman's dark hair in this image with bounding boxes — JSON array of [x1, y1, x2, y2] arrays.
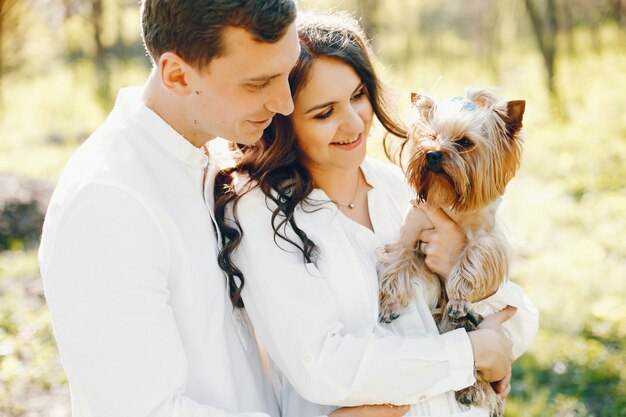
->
[[214, 11, 408, 307]]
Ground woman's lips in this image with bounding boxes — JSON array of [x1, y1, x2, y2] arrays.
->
[[331, 133, 363, 150]]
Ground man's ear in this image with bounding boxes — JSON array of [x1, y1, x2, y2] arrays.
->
[[159, 52, 192, 97]]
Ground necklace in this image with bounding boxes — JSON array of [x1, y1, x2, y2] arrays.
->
[[328, 173, 361, 209]]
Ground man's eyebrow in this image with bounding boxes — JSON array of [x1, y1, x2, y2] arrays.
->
[[304, 83, 365, 115], [243, 73, 282, 83]]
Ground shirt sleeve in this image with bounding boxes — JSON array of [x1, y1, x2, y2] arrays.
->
[[470, 280, 539, 358], [232, 190, 476, 407], [39, 183, 270, 417]]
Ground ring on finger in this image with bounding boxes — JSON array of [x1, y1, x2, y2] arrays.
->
[[503, 327, 513, 343]]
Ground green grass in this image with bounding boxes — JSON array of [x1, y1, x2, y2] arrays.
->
[[0, 251, 68, 416]]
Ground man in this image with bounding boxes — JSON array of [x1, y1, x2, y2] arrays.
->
[[39, 1, 298, 416]]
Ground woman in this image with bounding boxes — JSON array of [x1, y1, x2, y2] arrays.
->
[[215, 11, 538, 417]]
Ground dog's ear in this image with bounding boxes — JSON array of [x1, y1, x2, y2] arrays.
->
[[465, 87, 500, 108], [410, 92, 435, 122], [502, 100, 525, 138]]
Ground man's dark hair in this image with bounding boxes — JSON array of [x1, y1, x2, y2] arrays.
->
[[141, 0, 297, 69]]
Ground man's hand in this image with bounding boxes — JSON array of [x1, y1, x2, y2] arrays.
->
[[491, 369, 512, 400], [417, 206, 467, 278], [329, 404, 410, 417], [468, 306, 517, 382]]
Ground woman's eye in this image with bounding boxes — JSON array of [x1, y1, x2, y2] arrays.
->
[[314, 108, 334, 120], [352, 88, 367, 101], [456, 137, 474, 148]]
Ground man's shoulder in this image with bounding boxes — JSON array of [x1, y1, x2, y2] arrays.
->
[[45, 125, 182, 251], [53, 118, 141, 191]]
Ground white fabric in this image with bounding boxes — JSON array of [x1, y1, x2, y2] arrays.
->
[[231, 158, 539, 417], [39, 87, 280, 417]]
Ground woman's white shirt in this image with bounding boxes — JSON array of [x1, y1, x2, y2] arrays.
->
[[231, 158, 538, 417]]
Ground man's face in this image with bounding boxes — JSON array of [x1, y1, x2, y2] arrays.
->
[[186, 24, 300, 145]]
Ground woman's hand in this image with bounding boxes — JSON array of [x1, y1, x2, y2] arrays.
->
[[329, 404, 410, 417], [417, 205, 467, 278], [468, 306, 516, 382]]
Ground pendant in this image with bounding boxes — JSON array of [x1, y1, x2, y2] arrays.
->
[[348, 203, 355, 209]]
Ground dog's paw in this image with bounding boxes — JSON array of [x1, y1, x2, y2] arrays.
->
[[455, 385, 484, 407], [447, 300, 470, 320], [379, 311, 400, 323]]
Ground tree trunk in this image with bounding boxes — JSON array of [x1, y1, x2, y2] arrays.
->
[[524, 0, 562, 115], [91, 0, 112, 110], [561, 1, 575, 54], [615, 0, 626, 28], [0, 3, 4, 112], [0, 0, 20, 112], [356, 0, 378, 40]]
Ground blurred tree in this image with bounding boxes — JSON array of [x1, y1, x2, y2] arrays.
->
[[524, 0, 562, 114], [62, 0, 112, 109], [60, 0, 143, 111], [90, 0, 111, 109], [0, 0, 28, 111], [614, 0, 626, 27], [356, 0, 379, 39]]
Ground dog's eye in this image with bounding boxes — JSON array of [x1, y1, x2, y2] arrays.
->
[[456, 137, 474, 148]]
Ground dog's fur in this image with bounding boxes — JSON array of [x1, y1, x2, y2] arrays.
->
[[378, 88, 525, 416]]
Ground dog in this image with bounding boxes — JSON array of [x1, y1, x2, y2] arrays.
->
[[378, 87, 525, 416]]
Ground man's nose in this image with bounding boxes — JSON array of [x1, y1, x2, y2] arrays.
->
[[265, 79, 294, 116]]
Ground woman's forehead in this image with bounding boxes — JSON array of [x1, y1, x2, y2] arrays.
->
[[296, 58, 362, 104]]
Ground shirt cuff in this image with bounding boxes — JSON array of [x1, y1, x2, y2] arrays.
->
[[440, 327, 476, 390], [469, 280, 524, 317]]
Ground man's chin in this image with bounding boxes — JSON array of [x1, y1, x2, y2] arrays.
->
[[229, 131, 263, 146]]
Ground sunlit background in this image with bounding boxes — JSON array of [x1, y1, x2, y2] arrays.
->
[[0, 0, 625, 416]]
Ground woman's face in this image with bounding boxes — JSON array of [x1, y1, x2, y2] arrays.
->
[[291, 57, 374, 174]]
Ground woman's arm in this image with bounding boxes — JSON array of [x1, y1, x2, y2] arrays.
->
[[417, 206, 539, 358], [233, 189, 477, 407]]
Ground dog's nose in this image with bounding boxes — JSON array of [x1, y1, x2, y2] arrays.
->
[[426, 151, 443, 168]]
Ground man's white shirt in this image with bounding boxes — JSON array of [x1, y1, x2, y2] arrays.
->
[[39, 87, 280, 417]]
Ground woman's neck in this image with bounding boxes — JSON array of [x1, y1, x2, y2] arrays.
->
[[307, 164, 374, 231], [308, 166, 360, 204]]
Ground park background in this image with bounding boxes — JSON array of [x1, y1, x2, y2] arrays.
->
[[0, 0, 625, 416]]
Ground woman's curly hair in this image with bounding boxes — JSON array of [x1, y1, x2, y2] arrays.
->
[[214, 11, 408, 307]]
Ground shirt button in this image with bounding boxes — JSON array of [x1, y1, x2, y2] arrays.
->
[[418, 395, 427, 402], [303, 354, 313, 365], [475, 304, 485, 314]]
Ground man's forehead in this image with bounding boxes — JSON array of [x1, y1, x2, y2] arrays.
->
[[219, 26, 260, 55], [210, 24, 300, 80]]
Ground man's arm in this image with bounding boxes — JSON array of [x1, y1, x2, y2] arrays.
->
[[40, 183, 270, 417]]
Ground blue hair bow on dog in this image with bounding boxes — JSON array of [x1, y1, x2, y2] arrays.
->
[[451, 96, 477, 111]]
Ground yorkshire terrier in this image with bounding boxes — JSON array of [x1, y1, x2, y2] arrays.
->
[[378, 88, 525, 416]]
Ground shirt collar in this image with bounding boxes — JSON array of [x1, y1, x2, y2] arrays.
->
[[112, 87, 209, 167]]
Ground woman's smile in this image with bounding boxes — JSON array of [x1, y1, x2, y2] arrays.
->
[[330, 132, 363, 150]]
